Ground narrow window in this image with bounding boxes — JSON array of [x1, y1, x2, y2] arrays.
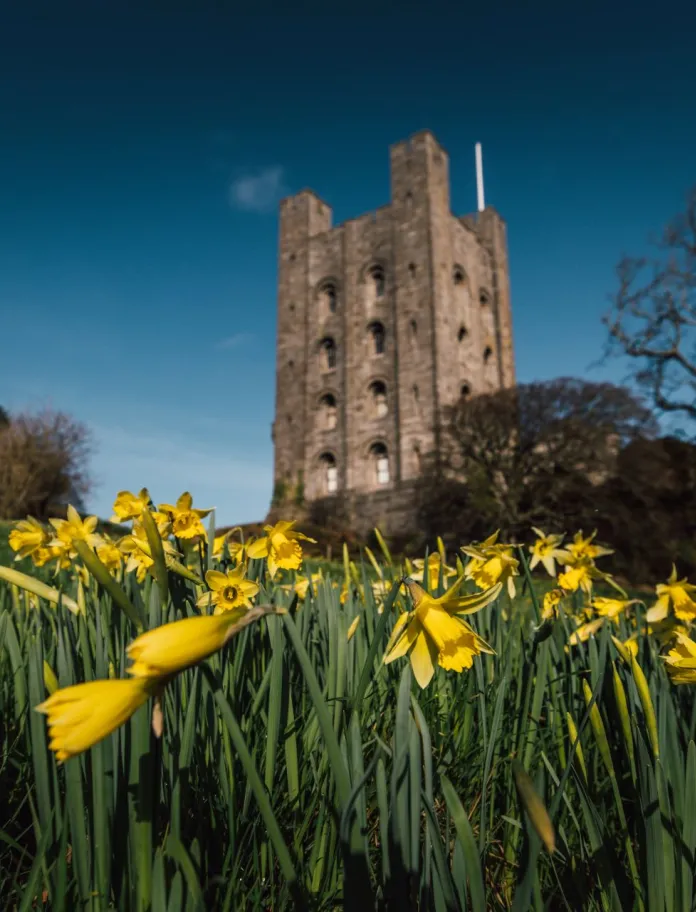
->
[[370, 443, 390, 485], [369, 322, 385, 355], [319, 282, 337, 315], [320, 453, 338, 494], [368, 265, 385, 299], [457, 325, 467, 342], [319, 393, 337, 430], [453, 266, 465, 285], [461, 382, 471, 398], [321, 337, 337, 370], [370, 381, 388, 418], [408, 262, 417, 278], [413, 443, 422, 473], [479, 289, 490, 307], [483, 346, 493, 364]]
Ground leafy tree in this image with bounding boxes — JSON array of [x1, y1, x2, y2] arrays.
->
[[0, 408, 93, 520], [417, 378, 657, 547], [604, 186, 696, 432]]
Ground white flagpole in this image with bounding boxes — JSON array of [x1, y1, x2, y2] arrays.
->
[[475, 142, 485, 212]]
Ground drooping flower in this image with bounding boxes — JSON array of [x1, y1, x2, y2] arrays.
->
[[611, 634, 639, 664], [462, 532, 520, 598], [663, 632, 696, 684], [196, 566, 259, 616], [383, 576, 501, 688], [36, 677, 158, 762], [9, 516, 51, 561], [647, 565, 696, 624], [542, 587, 565, 621], [96, 539, 123, 575], [557, 555, 607, 598], [567, 530, 613, 562], [158, 492, 213, 541], [48, 505, 102, 556], [118, 521, 178, 583], [566, 617, 606, 646], [246, 520, 316, 578], [528, 528, 569, 577], [127, 607, 282, 678], [409, 552, 457, 592], [591, 596, 640, 621], [110, 488, 151, 523]]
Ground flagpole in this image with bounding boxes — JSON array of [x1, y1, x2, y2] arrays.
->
[[475, 142, 485, 212]]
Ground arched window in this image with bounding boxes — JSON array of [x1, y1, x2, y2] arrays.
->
[[483, 345, 493, 364], [479, 289, 490, 307], [319, 453, 338, 494], [370, 443, 390, 485], [321, 337, 337, 370], [460, 382, 471, 398], [368, 265, 385, 299], [408, 262, 417, 279], [369, 381, 388, 418], [457, 325, 468, 342], [453, 266, 466, 286], [318, 282, 337, 315], [319, 393, 337, 430], [368, 322, 385, 355], [413, 443, 422, 473]]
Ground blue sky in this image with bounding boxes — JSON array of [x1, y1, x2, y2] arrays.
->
[[1, 1, 695, 525]]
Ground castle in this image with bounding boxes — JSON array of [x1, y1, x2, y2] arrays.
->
[[269, 130, 515, 536]]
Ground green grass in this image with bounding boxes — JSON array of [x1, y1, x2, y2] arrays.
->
[[1, 528, 695, 910]]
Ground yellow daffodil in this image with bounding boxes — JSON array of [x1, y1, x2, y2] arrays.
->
[[9, 516, 51, 560], [528, 528, 569, 577], [611, 634, 639, 664], [127, 606, 282, 678], [96, 540, 123, 575], [567, 617, 606, 646], [118, 522, 178, 583], [36, 677, 159, 762], [110, 488, 151, 523], [592, 596, 640, 621], [158, 492, 213, 540], [409, 553, 457, 591], [246, 520, 316, 579], [196, 566, 259, 615], [648, 615, 690, 648], [542, 587, 565, 621], [462, 532, 520, 598], [383, 577, 501, 688], [567, 530, 613, 562], [647, 565, 696, 624], [347, 615, 361, 642], [49, 505, 102, 555], [663, 632, 696, 684], [557, 555, 609, 598], [34, 545, 69, 569], [279, 571, 323, 601]]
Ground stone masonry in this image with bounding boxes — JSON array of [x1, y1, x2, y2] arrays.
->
[[267, 130, 515, 537]]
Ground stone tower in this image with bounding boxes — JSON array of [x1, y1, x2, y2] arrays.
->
[[269, 130, 515, 535]]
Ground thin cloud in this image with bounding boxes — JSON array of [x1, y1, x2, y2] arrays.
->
[[216, 332, 255, 351], [229, 166, 286, 213]]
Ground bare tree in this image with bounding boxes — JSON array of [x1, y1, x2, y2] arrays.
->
[[417, 379, 656, 542], [0, 409, 93, 520], [604, 186, 696, 430]]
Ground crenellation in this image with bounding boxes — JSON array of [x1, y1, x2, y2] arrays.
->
[[269, 131, 516, 535]]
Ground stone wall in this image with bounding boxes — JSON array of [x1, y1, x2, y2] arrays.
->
[[269, 130, 515, 537]]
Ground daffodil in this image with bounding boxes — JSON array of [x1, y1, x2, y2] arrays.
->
[[663, 632, 696, 684], [96, 540, 123, 575], [409, 553, 457, 591], [567, 530, 613, 562], [648, 615, 690, 647], [557, 555, 608, 598], [611, 634, 639, 664], [528, 528, 569, 577], [196, 566, 259, 615], [36, 677, 159, 762], [279, 571, 323, 601], [9, 516, 51, 561], [542, 587, 565, 621], [347, 615, 361, 642], [48, 505, 102, 556], [246, 520, 316, 578], [592, 596, 639, 621], [110, 488, 151, 523], [383, 577, 501, 688], [647, 565, 696, 624], [567, 617, 606, 646], [462, 532, 519, 598], [158, 492, 213, 540], [127, 606, 282, 678], [118, 521, 178, 583]]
